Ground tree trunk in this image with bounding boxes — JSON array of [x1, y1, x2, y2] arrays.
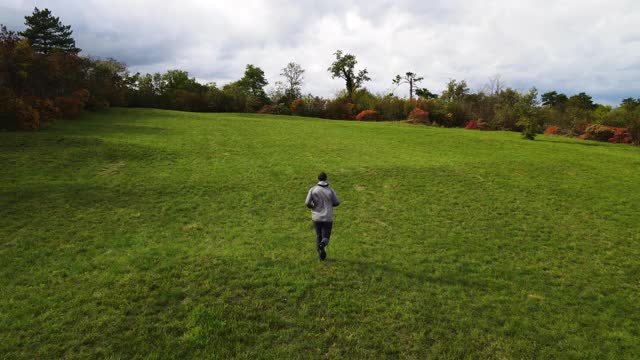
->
[[409, 79, 414, 100]]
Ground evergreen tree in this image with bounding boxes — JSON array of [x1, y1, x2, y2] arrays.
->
[[20, 7, 80, 54], [415, 88, 439, 99]]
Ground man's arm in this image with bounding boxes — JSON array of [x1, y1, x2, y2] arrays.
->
[[331, 189, 340, 207], [305, 189, 314, 209]]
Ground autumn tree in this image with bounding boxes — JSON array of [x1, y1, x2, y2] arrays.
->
[[392, 72, 424, 100], [327, 50, 370, 101], [20, 7, 79, 54]]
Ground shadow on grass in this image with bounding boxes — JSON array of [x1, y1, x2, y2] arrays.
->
[[1, 134, 177, 163], [81, 122, 170, 136], [536, 137, 611, 148]]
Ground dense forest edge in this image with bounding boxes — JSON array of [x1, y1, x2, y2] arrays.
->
[[1, 7, 639, 145]]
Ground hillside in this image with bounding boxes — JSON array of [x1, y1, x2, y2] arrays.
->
[[1, 108, 639, 358]]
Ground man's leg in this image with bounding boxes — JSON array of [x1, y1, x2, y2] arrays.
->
[[313, 221, 323, 252], [321, 221, 333, 248]]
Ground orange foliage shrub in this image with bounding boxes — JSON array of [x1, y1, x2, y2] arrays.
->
[[583, 124, 615, 142], [355, 109, 380, 121], [576, 124, 631, 144], [14, 98, 40, 131], [477, 118, 489, 130], [407, 108, 429, 123], [0, 92, 41, 131], [290, 98, 304, 116], [544, 126, 562, 135], [38, 99, 60, 122], [24, 97, 60, 123], [72, 89, 90, 104]]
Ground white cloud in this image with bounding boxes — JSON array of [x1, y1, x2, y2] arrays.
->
[[1, 0, 638, 104]]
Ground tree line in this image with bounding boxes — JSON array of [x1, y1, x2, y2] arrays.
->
[[1, 8, 638, 144]]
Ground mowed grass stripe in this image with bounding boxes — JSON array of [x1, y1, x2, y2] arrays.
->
[[1, 108, 639, 359]]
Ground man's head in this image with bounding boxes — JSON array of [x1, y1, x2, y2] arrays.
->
[[318, 172, 327, 181]]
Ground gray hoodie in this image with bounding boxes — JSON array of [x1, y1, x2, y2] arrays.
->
[[305, 181, 340, 222]]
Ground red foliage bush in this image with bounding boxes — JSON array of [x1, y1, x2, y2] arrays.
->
[[54, 89, 90, 119], [55, 96, 83, 118], [544, 126, 562, 135], [355, 109, 380, 121], [608, 127, 632, 144], [407, 108, 429, 123], [464, 120, 479, 130]]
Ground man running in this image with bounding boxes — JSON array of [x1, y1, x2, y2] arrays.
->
[[305, 172, 340, 261]]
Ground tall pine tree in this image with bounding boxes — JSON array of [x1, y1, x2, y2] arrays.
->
[[20, 7, 80, 54]]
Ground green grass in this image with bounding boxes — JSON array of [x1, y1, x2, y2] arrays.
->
[[1, 108, 639, 359]]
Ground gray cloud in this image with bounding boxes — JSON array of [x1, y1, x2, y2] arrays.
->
[[1, 0, 639, 104]]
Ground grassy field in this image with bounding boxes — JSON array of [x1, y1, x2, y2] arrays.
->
[[1, 108, 639, 359]]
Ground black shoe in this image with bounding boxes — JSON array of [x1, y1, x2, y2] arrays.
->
[[318, 242, 326, 260]]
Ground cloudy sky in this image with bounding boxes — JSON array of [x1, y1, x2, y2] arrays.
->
[[1, 0, 639, 104]]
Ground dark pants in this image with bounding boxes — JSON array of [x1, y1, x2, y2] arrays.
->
[[313, 221, 333, 250]]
